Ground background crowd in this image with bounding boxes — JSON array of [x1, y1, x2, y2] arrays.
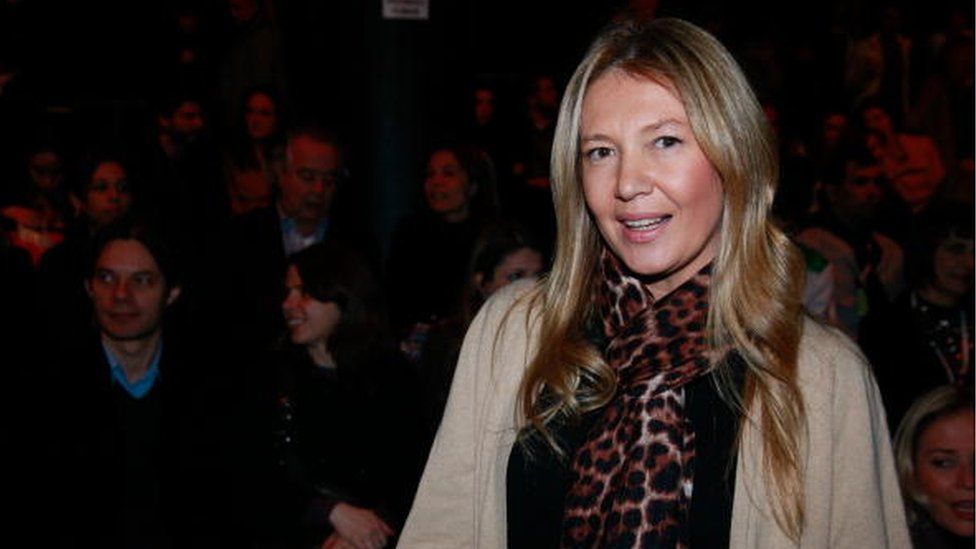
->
[[0, 0, 973, 547]]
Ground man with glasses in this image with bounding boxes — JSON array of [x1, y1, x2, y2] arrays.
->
[[205, 125, 358, 352]]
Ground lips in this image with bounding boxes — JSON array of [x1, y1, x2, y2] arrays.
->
[[618, 214, 672, 243], [952, 500, 975, 520]]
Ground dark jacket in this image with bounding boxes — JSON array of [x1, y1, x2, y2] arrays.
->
[[45, 331, 236, 547]]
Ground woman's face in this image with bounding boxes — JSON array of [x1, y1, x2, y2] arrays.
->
[[931, 235, 975, 300], [863, 106, 894, 135], [282, 265, 342, 347], [244, 92, 277, 140], [479, 246, 543, 298], [913, 409, 975, 537], [580, 70, 723, 297], [425, 150, 473, 222], [85, 161, 132, 228]]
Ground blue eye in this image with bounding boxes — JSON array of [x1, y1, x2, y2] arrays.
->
[[654, 136, 681, 149]]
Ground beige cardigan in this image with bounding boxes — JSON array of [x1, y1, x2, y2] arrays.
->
[[398, 280, 911, 548]]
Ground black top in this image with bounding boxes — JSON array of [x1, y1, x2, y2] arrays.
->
[[507, 358, 742, 548]]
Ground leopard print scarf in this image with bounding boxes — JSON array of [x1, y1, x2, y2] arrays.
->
[[562, 249, 714, 548]]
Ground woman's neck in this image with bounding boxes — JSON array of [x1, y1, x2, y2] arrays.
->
[[306, 340, 337, 369]]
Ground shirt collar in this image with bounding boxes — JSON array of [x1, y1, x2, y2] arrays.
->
[[102, 338, 163, 400]]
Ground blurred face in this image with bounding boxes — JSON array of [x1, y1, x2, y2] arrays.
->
[[913, 410, 975, 537], [580, 70, 723, 297], [474, 89, 494, 125], [931, 235, 975, 299], [244, 92, 276, 140], [823, 113, 847, 147], [839, 163, 884, 216], [229, 168, 272, 215], [28, 151, 64, 191], [479, 246, 543, 298], [228, 0, 257, 24], [278, 136, 340, 226], [425, 150, 473, 222], [86, 239, 178, 341], [85, 161, 132, 228], [863, 106, 893, 135], [169, 101, 205, 139], [282, 265, 342, 346]]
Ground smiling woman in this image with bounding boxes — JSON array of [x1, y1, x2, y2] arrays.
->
[[399, 18, 910, 549], [262, 241, 424, 549], [894, 386, 975, 548]]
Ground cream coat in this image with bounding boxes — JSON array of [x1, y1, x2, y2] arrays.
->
[[398, 280, 911, 548]]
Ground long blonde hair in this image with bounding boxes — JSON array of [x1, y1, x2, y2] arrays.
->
[[518, 18, 808, 540]]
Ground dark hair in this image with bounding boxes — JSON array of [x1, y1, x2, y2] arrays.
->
[[461, 220, 544, 323], [287, 241, 388, 369], [910, 205, 975, 287], [818, 140, 878, 188], [428, 143, 499, 220], [86, 215, 182, 289], [75, 151, 134, 195], [156, 88, 204, 119]]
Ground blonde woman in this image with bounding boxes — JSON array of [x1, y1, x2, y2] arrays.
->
[[893, 386, 974, 548], [398, 18, 910, 548]]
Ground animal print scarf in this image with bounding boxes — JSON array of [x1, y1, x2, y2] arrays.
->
[[562, 248, 714, 548]]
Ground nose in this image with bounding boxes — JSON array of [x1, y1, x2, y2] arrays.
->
[[282, 290, 299, 315], [960, 459, 975, 489], [616, 151, 655, 201], [112, 279, 132, 301]]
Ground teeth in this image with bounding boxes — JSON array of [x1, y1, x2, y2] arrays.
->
[[287, 318, 304, 326], [623, 217, 667, 229]]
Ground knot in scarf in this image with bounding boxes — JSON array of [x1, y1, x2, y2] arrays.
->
[[562, 248, 713, 548]]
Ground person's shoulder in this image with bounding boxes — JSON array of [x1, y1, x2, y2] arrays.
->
[[797, 317, 877, 406]]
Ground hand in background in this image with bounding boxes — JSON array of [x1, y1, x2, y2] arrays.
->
[[328, 502, 394, 549]]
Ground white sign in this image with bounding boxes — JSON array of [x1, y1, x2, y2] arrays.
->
[[383, 0, 429, 20]]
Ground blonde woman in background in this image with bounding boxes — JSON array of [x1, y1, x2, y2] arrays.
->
[[399, 18, 910, 548]]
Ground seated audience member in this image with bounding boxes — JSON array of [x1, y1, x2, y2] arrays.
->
[[861, 207, 974, 428], [37, 153, 134, 344], [415, 221, 545, 438], [207, 125, 370, 352], [250, 241, 423, 548], [1, 142, 71, 263], [143, 90, 227, 257], [862, 99, 946, 215], [47, 216, 233, 546], [224, 85, 285, 216], [386, 143, 499, 335], [796, 144, 906, 336], [893, 386, 974, 548]]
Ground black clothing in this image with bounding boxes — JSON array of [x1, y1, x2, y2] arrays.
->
[[386, 212, 484, 333], [506, 326, 742, 549], [46, 332, 235, 547], [860, 291, 975, 429], [249, 345, 425, 546]]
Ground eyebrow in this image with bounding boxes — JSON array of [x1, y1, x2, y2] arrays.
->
[[580, 118, 685, 144]]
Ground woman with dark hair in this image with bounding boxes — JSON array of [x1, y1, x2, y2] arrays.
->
[[263, 241, 423, 549], [386, 143, 499, 339], [400, 18, 908, 548], [893, 386, 974, 548], [861, 206, 974, 429], [416, 221, 545, 440], [36, 153, 136, 346], [224, 85, 286, 215]]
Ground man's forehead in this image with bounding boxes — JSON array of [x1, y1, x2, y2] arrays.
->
[[290, 138, 339, 166], [96, 240, 162, 273]]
